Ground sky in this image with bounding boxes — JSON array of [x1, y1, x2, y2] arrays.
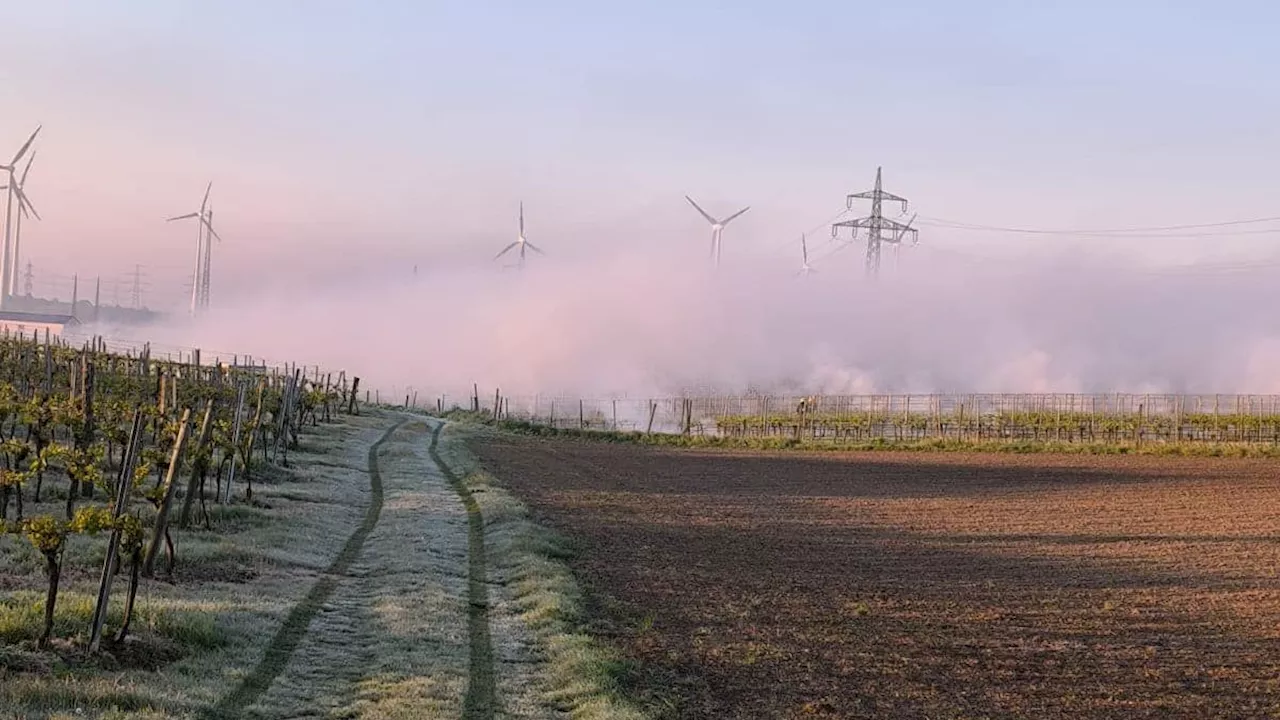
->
[[7, 1, 1280, 395]]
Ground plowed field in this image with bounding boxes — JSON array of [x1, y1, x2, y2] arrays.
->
[[469, 435, 1280, 719]]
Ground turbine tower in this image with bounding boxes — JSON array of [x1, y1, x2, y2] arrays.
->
[[494, 202, 544, 270], [831, 167, 917, 277], [166, 182, 220, 315], [10, 151, 38, 299], [0, 126, 40, 308], [200, 202, 222, 308], [685, 196, 749, 268]]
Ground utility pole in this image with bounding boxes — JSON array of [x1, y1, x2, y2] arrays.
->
[[831, 167, 918, 277], [22, 262, 32, 297]]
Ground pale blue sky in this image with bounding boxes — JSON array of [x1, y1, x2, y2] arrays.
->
[[3, 1, 1280, 304]]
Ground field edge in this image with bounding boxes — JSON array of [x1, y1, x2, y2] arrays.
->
[[437, 421, 650, 720]]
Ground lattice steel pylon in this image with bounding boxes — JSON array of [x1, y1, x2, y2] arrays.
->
[[130, 264, 144, 309], [831, 167, 917, 277]]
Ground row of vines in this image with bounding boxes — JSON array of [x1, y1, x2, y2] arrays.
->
[[714, 410, 1280, 444], [496, 392, 1280, 444], [0, 331, 358, 652]]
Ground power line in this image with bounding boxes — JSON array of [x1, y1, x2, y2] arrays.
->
[[800, 208, 852, 242], [918, 214, 1280, 237], [914, 244, 1280, 275]]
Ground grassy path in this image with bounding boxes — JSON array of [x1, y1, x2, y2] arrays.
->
[[429, 423, 497, 719], [210, 418, 499, 719], [205, 421, 405, 719], [236, 418, 475, 718]]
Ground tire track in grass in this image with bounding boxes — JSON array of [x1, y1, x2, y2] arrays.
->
[[429, 421, 497, 720], [204, 420, 405, 720]]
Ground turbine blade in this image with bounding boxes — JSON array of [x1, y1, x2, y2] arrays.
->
[[201, 216, 223, 243], [166, 212, 200, 222], [525, 242, 545, 256], [18, 197, 36, 221], [721, 206, 750, 225], [200, 181, 212, 214], [685, 196, 717, 225], [494, 242, 519, 260], [519, 202, 524, 236], [18, 151, 36, 185], [12, 184, 39, 221], [802, 234, 808, 263], [10, 125, 40, 167]]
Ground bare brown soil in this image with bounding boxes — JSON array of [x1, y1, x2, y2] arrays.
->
[[468, 435, 1280, 720]]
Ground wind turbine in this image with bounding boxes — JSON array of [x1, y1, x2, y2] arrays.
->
[[797, 234, 816, 276], [0, 126, 40, 306], [685, 196, 749, 268], [10, 151, 39, 297], [166, 182, 218, 315], [494, 202, 544, 270]]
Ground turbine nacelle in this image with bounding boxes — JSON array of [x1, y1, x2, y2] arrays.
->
[[685, 195, 750, 267], [495, 202, 545, 268]]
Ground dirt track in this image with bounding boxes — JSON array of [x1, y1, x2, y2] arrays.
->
[[469, 435, 1280, 719]]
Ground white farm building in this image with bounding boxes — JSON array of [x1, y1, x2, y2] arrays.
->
[[0, 311, 82, 338]]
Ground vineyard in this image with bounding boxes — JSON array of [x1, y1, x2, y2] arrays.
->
[[0, 329, 352, 657], [489, 392, 1280, 446]]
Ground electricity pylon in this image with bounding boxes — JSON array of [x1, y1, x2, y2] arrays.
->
[[130, 264, 144, 309], [831, 167, 917, 277]]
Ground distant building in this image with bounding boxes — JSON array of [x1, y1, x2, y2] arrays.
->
[[0, 311, 82, 338]]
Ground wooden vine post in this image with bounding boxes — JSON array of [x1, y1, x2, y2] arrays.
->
[[143, 408, 193, 577], [287, 368, 303, 451], [222, 382, 248, 504], [242, 380, 266, 501], [178, 400, 216, 530], [66, 357, 95, 519], [88, 407, 145, 653]]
